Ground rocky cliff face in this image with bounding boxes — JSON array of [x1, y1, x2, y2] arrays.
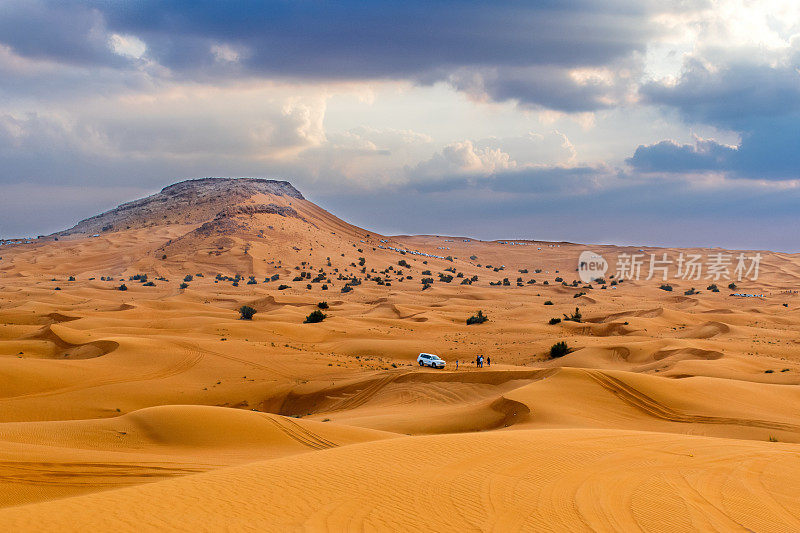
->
[[55, 178, 304, 236]]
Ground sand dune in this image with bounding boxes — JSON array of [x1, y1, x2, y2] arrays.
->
[[1, 178, 800, 529]]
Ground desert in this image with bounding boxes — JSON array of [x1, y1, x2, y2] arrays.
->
[[0, 177, 799, 530], [3, 2, 800, 531]]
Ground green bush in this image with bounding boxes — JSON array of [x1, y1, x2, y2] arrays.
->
[[239, 305, 257, 320], [563, 307, 582, 322], [304, 310, 327, 323], [466, 310, 488, 325], [550, 341, 571, 358]]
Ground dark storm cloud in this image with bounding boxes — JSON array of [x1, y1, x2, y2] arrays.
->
[[0, 0, 121, 66], [0, 0, 677, 111], [633, 57, 800, 180]]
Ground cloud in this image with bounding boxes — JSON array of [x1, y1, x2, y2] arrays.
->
[[0, 1, 687, 112], [411, 140, 516, 179], [634, 45, 800, 179], [627, 137, 737, 173]]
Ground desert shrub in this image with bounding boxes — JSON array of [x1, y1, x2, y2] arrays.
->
[[466, 310, 488, 325], [292, 276, 303, 282], [422, 270, 432, 275], [322, 284, 328, 290], [422, 283, 431, 291], [358, 257, 366, 266], [247, 276, 257, 285], [445, 256, 453, 262], [118, 284, 127, 291], [239, 305, 257, 320], [544, 300, 554, 305], [728, 282, 737, 290], [573, 292, 586, 298], [684, 287, 698, 295], [470, 255, 478, 260], [563, 307, 582, 322], [438, 273, 453, 283], [143, 281, 155, 286], [610, 280, 618, 286], [502, 278, 510, 286], [398, 259, 410, 268], [304, 310, 327, 323], [659, 284, 673, 291], [554, 277, 563, 283], [549, 317, 562, 325], [341, 285, 353, 293], [318, 301, 329, 309], [68, 275, 76, 281], [421, 277, 434, 285], [184, 275, 193, 282], [519, 268, 528, 273], [543, 280, 549, 285], [707, 284, 719, 292], [278, 284, 290, 290], [54, 287, 61, 290], [550, 341, 571, 358], [180, 282, 189, 289]]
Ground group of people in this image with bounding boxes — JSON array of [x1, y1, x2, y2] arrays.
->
[[454, 356, 491, 369]]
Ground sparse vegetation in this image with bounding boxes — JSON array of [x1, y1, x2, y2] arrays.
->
[[550, 341, 571, 358], [563, 307, 582, 322], [180, 282, 189, 289], [659, 284, 673, 291], [304, 310, 327, 323], [549, 317, 562, 325], [466, 310, 488, 325], [117, 284, 127, 291], [544, 300, 554, 305], [238, 305, 257, 320]]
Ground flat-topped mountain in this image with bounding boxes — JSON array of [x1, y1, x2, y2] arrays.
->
[[56, 178, 305, 236]]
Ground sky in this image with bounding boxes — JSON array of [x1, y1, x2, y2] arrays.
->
[[1, 0, 799, 250]]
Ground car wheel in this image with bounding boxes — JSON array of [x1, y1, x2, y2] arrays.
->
[[419, 361, 423, 366]]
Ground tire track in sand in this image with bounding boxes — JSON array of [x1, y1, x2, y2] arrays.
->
[[584, 370, 800, 432], [264, 415, 338, 450]]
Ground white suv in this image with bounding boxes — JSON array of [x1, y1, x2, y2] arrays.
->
[[417, 353, 446, 369]]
